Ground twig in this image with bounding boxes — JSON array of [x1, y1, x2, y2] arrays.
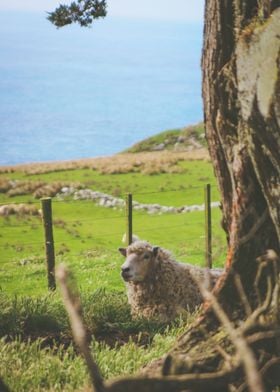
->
[[56, 264, 104, 392], [198, 281, 265, 392], [244, 279, 272, 333], [237, 356, 280, 392], [254, 261, 266, 306], [259, 356, 280, 379], [254, 249, 278, 308], [105, 369, 241, 392], [269, 251, 280, 319], [199, 323, 234, 370], [238, 209, 268, 246], [215, 345, 235, 370], [233, 272, 252, 317], [246, 330, 280, 345]]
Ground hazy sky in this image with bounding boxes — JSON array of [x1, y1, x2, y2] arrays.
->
[[0, 0, 204, 21]]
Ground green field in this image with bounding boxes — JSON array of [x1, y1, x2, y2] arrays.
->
[[0, 159, 225, 295], [0, 156, 227, 391]]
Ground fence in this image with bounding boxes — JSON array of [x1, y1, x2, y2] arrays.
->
[[0, 184, 226, 291]]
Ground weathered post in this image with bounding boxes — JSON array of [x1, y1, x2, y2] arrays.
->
[[41, 197, 56, 290], [204, 184, 212, 269], [126, 193, 133, 246]]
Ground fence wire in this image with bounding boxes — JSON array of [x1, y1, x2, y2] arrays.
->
[[0, 186, 225, 268]]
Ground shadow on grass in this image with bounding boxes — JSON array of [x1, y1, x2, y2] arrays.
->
[[0, 289, 195, 349]]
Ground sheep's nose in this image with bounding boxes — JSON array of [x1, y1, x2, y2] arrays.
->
[[121, 266, 131, 281]]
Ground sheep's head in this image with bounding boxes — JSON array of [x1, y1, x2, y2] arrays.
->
[[119, 241, 159, 283]]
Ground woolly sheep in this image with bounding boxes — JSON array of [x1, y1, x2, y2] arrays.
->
[[119, 240, 223, 322]]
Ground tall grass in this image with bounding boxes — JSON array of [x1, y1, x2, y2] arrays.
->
[[0, 338, 87, 392], [0, 323, 187, 392], [0, 290, 195, 391], [0, 290, 191, 342]]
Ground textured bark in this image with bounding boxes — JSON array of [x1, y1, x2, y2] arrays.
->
[[143, 1, 280, 388], [202, 2, 280, 302]]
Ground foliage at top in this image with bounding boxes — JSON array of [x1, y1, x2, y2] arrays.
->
[[47, 0, 107, 28]]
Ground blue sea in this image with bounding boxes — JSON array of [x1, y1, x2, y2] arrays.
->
[[0, 12, 203, 165]]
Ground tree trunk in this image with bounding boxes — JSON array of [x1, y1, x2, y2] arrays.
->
[[142, 1, 280, 389], [201, 0, 280, 306]]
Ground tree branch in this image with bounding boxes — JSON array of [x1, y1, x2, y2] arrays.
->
[[56, 264, 104, 392], [47, 0, 107, 28], [198, 282, 265, 392], [233, 272, 252, 317]]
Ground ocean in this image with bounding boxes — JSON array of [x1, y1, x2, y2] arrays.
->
[[0, 11, 203, 165]]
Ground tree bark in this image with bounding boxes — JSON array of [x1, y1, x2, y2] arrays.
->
[[203, 0, 280, 299], [142, 1, 280, 389]]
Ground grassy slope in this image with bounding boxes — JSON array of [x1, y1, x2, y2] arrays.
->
[[124, 123, 206, 153]]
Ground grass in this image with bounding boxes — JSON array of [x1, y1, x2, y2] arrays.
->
[[0, 205, 226, 296], [0, 151, 227, 391], [124, 123, 206, 153], [1, 159, 217, 207], [0, 327, 185, 391], [0, 290, 171, 341], [0, 289, 194, 391]]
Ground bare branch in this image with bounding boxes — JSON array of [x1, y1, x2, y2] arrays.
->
[[238, 209, 268, 246], [242, 275, 273, 333], [233, 272, 252, 317], [105, 369, 241, 392], [198, 282, 265, 392], [56, 264, 104, 392]]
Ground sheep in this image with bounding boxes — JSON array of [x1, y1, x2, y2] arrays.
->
[[119, 240, 223, 322]]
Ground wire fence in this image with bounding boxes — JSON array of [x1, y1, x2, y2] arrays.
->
[[0, 184, 227, 291]]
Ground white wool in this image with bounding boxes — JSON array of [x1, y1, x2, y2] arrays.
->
[[121, 241, 224, 322]]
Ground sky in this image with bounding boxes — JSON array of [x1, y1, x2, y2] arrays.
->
[[0, 0, 205, 21]]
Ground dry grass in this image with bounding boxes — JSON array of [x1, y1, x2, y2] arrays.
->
[[0, 203, 40, 216], [0, 149, 209, 176], [6, 181, 45, 197], [0, 179, 84, 199]]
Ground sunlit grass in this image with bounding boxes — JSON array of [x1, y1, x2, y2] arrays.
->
[[0, 290, 195, 391]]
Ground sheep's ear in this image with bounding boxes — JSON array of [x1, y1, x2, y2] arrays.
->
[[118, 247, 127, 257], [152, 247, 159, 257]]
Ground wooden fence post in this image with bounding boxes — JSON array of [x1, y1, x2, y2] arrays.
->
[[126, 193, 133, 246], [204, 184, 212, 269], [41, 197, 56, 290]]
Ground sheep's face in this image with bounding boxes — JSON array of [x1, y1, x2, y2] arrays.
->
[[119, 246, 159, 283]]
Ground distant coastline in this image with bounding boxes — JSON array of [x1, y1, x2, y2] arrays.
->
[[0, 123, 206, 171], [0, 12, 203, 166], [0, 123, 209, 173]]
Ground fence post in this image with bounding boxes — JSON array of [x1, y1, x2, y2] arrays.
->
[[204, 184, 212, 269], [41, 197, 56, 290], [126, 193, 133, 246]]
